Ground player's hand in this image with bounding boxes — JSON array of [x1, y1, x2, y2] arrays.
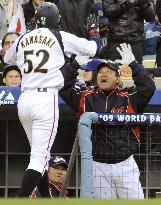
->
[[86, 14, 100, 38], [115, 43, 135, 65]]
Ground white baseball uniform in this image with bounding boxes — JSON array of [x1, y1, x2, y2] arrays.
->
[[4, 27, 97, 174], [93, 155, 144, 199]]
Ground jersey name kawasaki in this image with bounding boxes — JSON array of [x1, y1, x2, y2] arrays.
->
[[16, 28, 65, 92], [20, 35, 56, 48]]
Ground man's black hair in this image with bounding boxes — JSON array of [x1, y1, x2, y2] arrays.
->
[[3, 64, 22, 79]]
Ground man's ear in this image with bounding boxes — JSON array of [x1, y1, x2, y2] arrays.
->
[[117, 76, 123, 88], [3, 77, 6, 84]]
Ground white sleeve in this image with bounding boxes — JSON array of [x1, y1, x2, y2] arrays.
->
[[60, 31, 97, 57], [4, 37, 20, 65]]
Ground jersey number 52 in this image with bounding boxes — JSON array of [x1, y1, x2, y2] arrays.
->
[[24, 49, 49, 74]]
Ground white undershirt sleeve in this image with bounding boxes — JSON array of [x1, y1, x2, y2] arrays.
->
[[4, 37, 20, 65]]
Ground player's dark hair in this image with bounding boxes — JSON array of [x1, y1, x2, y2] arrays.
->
[[2, 32, 20, 48]]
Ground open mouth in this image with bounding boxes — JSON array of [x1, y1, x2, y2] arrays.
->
[[101, 80, 108, 83]]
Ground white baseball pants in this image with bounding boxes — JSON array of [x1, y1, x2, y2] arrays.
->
[[93, 155, 144, 199], [18, 89, 59, 174]]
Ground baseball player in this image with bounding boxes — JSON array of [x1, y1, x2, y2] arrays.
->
[[4, 2, 98, 197]]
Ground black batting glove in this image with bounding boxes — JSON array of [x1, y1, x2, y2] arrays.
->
[[26, 18, 36, 31], [86, 14, 100, 38]]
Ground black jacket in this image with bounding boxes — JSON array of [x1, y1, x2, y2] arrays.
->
[[53, 0, 93, 38], [32, 181, 68, 198], [21, 1, 35, 27], [103, 0, 155, 42], [156, 0, 161, 67], [0, 54, 6, 73], [156, 0, 161, 23], [59, 61, 156, 164], [0, 54, 6, 85]]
